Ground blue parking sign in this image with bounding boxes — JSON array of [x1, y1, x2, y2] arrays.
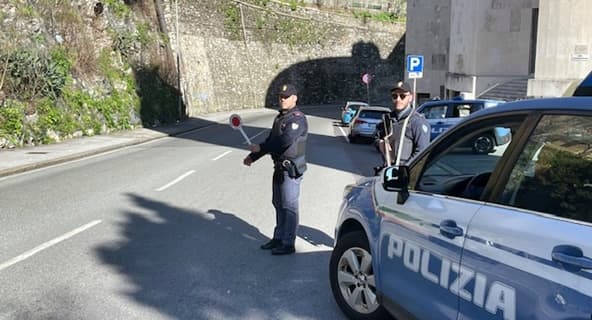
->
[[407, 55, 424, 79]]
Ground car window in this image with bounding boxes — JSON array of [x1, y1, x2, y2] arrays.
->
[[421, 105, 447, 119], [497, 114, 592, 222], [358, 110, 387, 119], [411, 115, 525, 200], [452, 103, 483, 117]]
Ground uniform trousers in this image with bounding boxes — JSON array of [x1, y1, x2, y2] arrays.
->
[[272, 170, 302, 246]]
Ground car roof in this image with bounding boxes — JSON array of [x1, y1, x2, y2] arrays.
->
[[346, 101, 368, 106], [465, 97, 592, 119], [358, 106, 391, 112], [418, 98, 504, 110]]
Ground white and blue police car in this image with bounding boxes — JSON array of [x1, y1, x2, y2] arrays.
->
[[416, 97, 507, 154], [330, 97, 592, 320]]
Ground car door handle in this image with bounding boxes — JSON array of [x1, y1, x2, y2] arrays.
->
[[439, 220, 463, 239], [552, 245, 592, 271]]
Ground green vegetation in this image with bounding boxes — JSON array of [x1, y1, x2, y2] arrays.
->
[[0, 47, 71, 100], [0, 100, 25, 146], [286, 0, 303, 11], [0, 0, 179, 149], [254, 0, 270, 6], [104, 0, 131, 19], [223, 4, 242, 40], [352, 10, 405, 23], [136, 22, 153, 46]]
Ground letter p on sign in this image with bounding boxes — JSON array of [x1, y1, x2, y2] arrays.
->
[[407, 55, 424, 79]]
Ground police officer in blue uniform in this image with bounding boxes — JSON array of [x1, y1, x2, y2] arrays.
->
[[243, 84, 308, 255], [377, 81, 430, 166]]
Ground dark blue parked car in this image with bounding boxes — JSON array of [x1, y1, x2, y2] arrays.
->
[[573, 70, 592, 96]]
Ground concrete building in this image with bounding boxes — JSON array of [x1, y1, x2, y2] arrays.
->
[[406, 0, 592, 103]]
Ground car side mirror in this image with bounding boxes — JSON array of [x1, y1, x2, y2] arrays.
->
[[382, 166, 410, 204]]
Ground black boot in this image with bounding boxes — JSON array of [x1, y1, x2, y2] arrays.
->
[[271, 244, 295, 255], [260, 239, 281, 250]]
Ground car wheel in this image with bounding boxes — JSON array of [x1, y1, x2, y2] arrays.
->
[[330, 231, 389, 320], [472, 134, 495, 154], [348, 134, 358, 143]]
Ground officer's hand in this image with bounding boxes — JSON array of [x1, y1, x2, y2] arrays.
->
[[243, 156, 253, 166], [248, 144, 260, 153]]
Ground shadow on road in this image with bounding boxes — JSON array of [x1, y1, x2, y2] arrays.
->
[[263, 39, 405, 116], [95, 194, 344, 320], [146, 105, 382, 177]]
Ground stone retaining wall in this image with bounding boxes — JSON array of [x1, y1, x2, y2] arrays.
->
[[164, 0, 405, 115]]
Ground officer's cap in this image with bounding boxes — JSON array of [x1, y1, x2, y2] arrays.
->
[[279, 84, 298, 98], [390, 81, 412, 93]]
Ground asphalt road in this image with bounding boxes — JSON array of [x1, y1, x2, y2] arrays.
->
[[0, 106, 383, 320]]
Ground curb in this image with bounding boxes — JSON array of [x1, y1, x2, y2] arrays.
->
[[0, 119, 221, 178]]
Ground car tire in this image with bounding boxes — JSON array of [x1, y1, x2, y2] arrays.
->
[[472, 133, 495, 154], [330, 231, 390, 320], [348, 134, 358, 143]]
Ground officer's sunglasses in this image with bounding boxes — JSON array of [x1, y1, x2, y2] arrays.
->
[[392, 93, 410, 100]]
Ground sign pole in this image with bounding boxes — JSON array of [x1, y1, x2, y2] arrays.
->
[[413, 78, 417, 108], [366, 83, 370, 105]]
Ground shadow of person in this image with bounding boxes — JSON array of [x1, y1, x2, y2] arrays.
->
[[94, 193, 344, 319], [297, 225, 334, 247], [264, 38, 405, 116]]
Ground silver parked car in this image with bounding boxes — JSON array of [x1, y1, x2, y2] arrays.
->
[[348, 106, 390, 143]]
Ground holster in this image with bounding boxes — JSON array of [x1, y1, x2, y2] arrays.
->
[[282, 160, 301, 178]]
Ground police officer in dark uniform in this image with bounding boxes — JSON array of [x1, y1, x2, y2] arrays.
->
[[243, 84, 308, 255], [377, 81, 430, 166]]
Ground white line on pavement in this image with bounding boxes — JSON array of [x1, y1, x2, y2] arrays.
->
[[212, 150, 232, 161], [338, 126, 350, 143], [156, 170, 195, 191], [0, 220, 102, 273]]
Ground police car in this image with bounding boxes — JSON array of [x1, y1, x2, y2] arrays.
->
[[417, 98, 507, 154], [329, 97, 592, 320]]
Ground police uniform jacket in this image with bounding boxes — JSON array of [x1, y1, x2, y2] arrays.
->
[[377, 105, 430, 165], [248, 107, 308, 173]]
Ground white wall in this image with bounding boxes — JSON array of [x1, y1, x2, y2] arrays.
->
[[528, 0, 592, 97], [405, 0, 450, 98], [447, 0, 536, 97]]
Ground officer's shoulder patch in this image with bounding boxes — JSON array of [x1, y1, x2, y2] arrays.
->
[[422, 124, 429, 133], [291, 122, 299, 130]]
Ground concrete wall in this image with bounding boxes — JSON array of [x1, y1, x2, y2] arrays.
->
[[405, 0, 450, 99], [446, 0, 537, 98], [164, 0, 405, 116], [528, 0, 592, 97]]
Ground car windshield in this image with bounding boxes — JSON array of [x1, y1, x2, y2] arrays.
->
[[359, 110, 387, 119], [452, 103, 483, 117], [422, 105, 447, 119]]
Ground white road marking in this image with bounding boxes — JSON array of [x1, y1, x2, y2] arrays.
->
[[243, 129, 268, 144], [0, 220, 102, 272], [338, 126, 350, 143], [156, 170, 195, 191], [212, 150, 232, 161]]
